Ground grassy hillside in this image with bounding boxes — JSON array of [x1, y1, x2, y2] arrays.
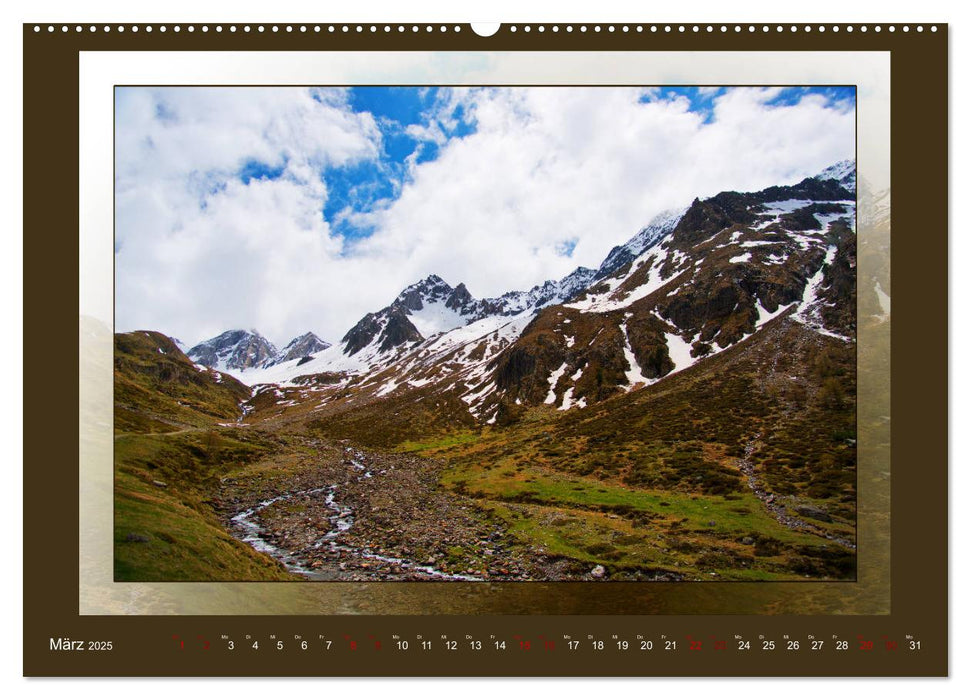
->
[[113, 330, 299, 581], [387, 319, 855, 580], [114, 429, 298, 581], [114, 330, 250, 433]]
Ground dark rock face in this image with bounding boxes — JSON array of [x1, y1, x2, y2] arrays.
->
[[779, 202, 849, 232], [230, 334, 277, 370], [341, 278, 442, 356], [672, 193, 759, 247], [570, 335, 630, 402], [679, 195, 754, 245], [378, 309, 423, 353], [187, 330, 248, 367], [818, 222, 857, 337], [656, 261, 808, 349], [396, 274, 452, 311], [342, 313, 384, 356], [492, 346, 539, 392], [187, 330, 277, 371], [756, 176, 853, 203], [445, 283, 474, 311], [626, 315, 675, 379]]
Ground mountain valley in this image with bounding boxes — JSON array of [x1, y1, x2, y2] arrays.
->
[[114, 162, 864, 583]]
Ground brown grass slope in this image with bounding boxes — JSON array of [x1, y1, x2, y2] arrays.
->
[[297, 314, 855, 580], [114, 330, 250, 433], [114, 331, 301, 581]]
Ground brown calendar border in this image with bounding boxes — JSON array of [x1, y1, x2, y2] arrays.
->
[[23, 23, 948, 676]]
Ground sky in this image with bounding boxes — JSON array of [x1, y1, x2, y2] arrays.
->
[[114, 85, 855, 348]]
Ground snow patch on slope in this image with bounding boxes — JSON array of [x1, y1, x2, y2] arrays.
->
[[544, 363, 568, 404], [792, 246, 853, 341], [565, 247, 678, 314], [619, 322, 654, 391], [755, 300, 793, 328], [407, 299, 472, 338], [665, 332, 698, 373]]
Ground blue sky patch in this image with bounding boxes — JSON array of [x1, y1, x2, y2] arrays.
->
[[323, 87, 477, 241], [320, 86, 854, 242], [639, 86, 855, 124], [556, 238, 579, 257], [239, 159, 287, 185], [348, 86, 436, 127], [641, 87, 726, 123], [765, 86, 856, 109]]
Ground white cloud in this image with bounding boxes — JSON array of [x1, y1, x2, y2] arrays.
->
[[115, 87, 382, 345], [114, 86, 854, 348]]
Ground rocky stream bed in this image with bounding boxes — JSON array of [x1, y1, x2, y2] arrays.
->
[[217, 441, 547, 581]]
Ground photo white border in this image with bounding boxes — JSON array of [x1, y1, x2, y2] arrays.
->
[[79, 49, 889, 615]]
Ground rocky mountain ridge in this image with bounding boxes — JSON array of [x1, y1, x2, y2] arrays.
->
[[187, 329, 332, 372], [339, 265, 602, 361], [186, 161, 857, 424]]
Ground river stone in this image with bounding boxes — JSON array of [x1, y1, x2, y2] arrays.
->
[[591, 565, 606, 579]]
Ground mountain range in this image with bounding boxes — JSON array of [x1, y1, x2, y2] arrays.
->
[[183, 159, 856, 424], [186, 330, 331, 372]]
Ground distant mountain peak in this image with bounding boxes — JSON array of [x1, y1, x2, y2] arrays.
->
[[270, 332, 332, 366], [395, 275, 454, 309], [188, 329, 335, 372], [187, 329, 278, 372], [342, 276, 464, 356]]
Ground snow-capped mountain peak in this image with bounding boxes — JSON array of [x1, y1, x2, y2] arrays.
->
[[187, 329, 335, 373], [595, 206, 688, 280], [339, 263, 611, 364], [270, 332, 332, 366], [187, 329, 278, 372], [394, 274, 453, 309], [815, 159, 856, 194]]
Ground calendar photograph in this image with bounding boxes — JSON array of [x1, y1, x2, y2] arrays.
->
[[110, 84, 861, 583], [23, 17, 953, 679]]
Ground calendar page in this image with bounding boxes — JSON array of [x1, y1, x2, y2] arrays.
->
[[23, 21, 947, 677]]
